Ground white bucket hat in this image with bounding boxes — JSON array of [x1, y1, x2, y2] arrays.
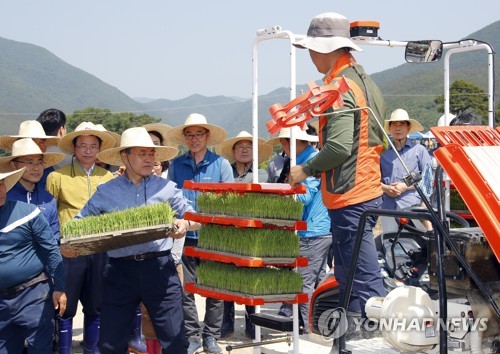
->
[[58, 122, 117, 155], [142, 123, 178, 148], [0, 168, 26, 193], [215, 131, 273, 164], [96, 127, 179, 167], [0, 138, 66, 172], [167, 113, 227, 146], [266, 127, 319, 146], [0, 120, 60, 151], [384, 109, 424, 134], [293, 12, 362, 54]]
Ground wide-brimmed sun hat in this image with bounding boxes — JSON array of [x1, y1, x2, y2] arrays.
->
[[142, 123, 177, 148], [96, 127, 179, 166], [58, 122, 117, 155], [0, 120, 60, 151], [94, 124, 122, 146], [0, 168, 26, 192], [384, 109, 424, 134], [215, 131, 273, 164], [0, 138, 66, 172], [266, 127, 319, 146], [293, 12, 362, 54], [167, 113, 227, 146]]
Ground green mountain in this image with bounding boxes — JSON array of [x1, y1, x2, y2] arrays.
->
[[0, 37, 143, 133], [0, 20, 498, 137], [372, 20, 500, 128]]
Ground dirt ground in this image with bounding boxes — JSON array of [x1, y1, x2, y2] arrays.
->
[[71, 295, 332, 353]]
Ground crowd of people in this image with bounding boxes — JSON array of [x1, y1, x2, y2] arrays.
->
[[0, 11, 471, 354]]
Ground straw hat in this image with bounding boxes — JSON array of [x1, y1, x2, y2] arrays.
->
[[293, 12, 362, 54], [0, 120, 60, 151], [58, 122, 117, 155], [142, 123, 178, 148], [94, 124, 122, 146], [0, 168, 26, 193], [215, 131, 273, 164], [384, 109, 424, 134], [0, 138, 66, 172], [266, 127, 319, 146], [96, 127, 179, 167], [167, 113, 227, 146]]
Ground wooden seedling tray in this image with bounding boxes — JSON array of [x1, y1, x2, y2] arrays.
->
[[60, 224, 177, 257], [185, 283, 308, 306], [184, 246, 308, 268], [185, 212, 307, 230]]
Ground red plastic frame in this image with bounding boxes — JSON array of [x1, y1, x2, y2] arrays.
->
[[184, 246, 308, 268], [182, 180, 306, 195], [185, 283, 308, 306], [266, 78, 349, 134], [184, 212, 307, 231]]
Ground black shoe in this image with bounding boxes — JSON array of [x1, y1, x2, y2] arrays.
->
[[277, 303, 293, 317], [202, 336, 222, 354]]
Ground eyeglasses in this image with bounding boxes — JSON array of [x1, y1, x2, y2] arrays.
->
[[13, 159, 46, 168], [127, 151, 158, 159], [75, 144, 100, 151], [234, 145, 253, 151], [184, 131, 208, 141]]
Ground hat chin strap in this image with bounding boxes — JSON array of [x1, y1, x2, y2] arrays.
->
[[123, 154, 149, 185]]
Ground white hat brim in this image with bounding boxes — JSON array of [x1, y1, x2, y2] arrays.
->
[[168, 123, 227, 146], [0, 152, 65, 172], [58, 130, 116, 155], [215, 136, 273, 164], [293, 36, 362, 54], [96, 145, 179, 167], [0, 168, 26, 192]]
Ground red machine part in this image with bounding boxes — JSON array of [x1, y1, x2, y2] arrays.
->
[[431, 126, 500, 262], [266, 77, 349, 134]]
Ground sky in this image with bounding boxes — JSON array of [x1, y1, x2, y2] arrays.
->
[[1, 1, 498, 101]]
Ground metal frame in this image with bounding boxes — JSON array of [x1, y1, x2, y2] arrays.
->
[[250, 25, 495, 354]]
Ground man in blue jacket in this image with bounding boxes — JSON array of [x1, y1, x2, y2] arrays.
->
[[0, 138, 65, 244], [167, 113, 233, 354], [0, 168, 66, 353]]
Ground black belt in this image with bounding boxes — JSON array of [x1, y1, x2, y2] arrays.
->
[[110, 250, 171, 262], [0, 272, 48, 296]]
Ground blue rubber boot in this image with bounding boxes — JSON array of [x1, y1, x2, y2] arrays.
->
[[83, 315, 100, 354], [58, 318, 73, 354], [128, 305, 147, 354]]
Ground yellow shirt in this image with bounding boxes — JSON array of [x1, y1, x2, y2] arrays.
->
[[46, 162, 114, 228]]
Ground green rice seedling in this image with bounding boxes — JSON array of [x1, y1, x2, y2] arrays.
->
[[198, 224, 299, 257], [61, 203, 176, 238], [197, 261, 303, 295], [197, 192, 303, 220]]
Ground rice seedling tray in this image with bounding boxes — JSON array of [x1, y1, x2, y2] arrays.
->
[[184, 212, 307, 230], [184, 283, 308, 306], [184, 246, 308, 267], [183, 181, 306, 195], [60, 224, 177, 257]]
